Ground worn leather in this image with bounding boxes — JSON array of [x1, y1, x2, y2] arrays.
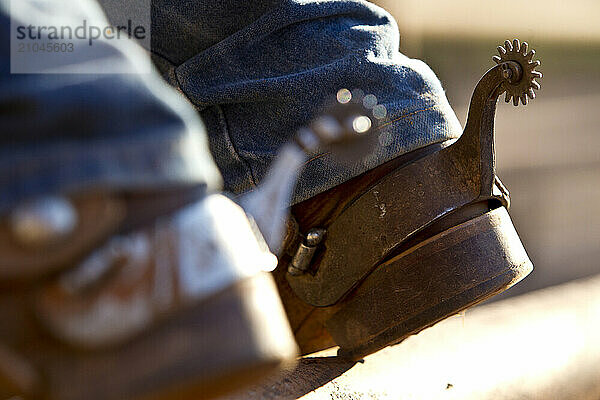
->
[[0, 193, 126, 282]]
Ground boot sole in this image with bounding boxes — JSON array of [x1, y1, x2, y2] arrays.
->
[[145, 272, 299, 400], [325, 207, 532, 360], [7, 273, 297, 400]]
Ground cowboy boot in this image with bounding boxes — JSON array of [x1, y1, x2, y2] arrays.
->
[[0, 191, 298, 400], [0, 96, 376, 399], [276, 39, 541, 360]]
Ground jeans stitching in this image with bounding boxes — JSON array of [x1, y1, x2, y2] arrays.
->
[[301, 105, 441, 168], [215, 105, 258, 188], [376, 105, 439, 130]]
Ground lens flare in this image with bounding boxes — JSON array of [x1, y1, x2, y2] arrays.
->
[[352, 116, 372, 134], [336, 88, 352, 104]]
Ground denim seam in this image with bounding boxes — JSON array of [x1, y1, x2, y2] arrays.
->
[[376, 105, 439, 130], [300, 104, 443, 169], [173, 66, 207, 111], [172, 64, 256, 189], [171, 61, 254, 187], [215, 104, 258, 188], [151, 49, 178, 69], [303, 152, 330, 167]]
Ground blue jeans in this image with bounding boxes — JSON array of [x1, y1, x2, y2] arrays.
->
[[0, 0, 461, 212], [0, 0, 221, 214]]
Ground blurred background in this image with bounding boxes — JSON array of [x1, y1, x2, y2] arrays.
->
[[374, 0, 600, 300]]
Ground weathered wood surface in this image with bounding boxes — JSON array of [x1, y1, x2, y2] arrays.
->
[[225, 274, 600, 399]]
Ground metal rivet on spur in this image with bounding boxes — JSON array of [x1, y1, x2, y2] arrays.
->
[[288, 228, 326, 276], [10, 195, 78, 247]]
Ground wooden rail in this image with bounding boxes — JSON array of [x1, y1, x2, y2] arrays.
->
[[226, 274, 600, 399]]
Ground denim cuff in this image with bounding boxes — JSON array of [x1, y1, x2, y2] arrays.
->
[[295, 101, 459, 203], [166, 0, 462, 203]]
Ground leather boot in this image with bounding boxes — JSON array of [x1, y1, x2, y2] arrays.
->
[[0, 88, 381, 399], [276, 39, 541, 360], [0, 191, 298, 400]]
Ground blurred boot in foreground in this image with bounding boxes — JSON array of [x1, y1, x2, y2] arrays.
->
[[0, 1, 298, 398], [0, 192, 297, 400]]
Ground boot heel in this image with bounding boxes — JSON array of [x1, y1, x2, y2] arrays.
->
[[1, 273, 298, 400], [326, 206, 532, 360]]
